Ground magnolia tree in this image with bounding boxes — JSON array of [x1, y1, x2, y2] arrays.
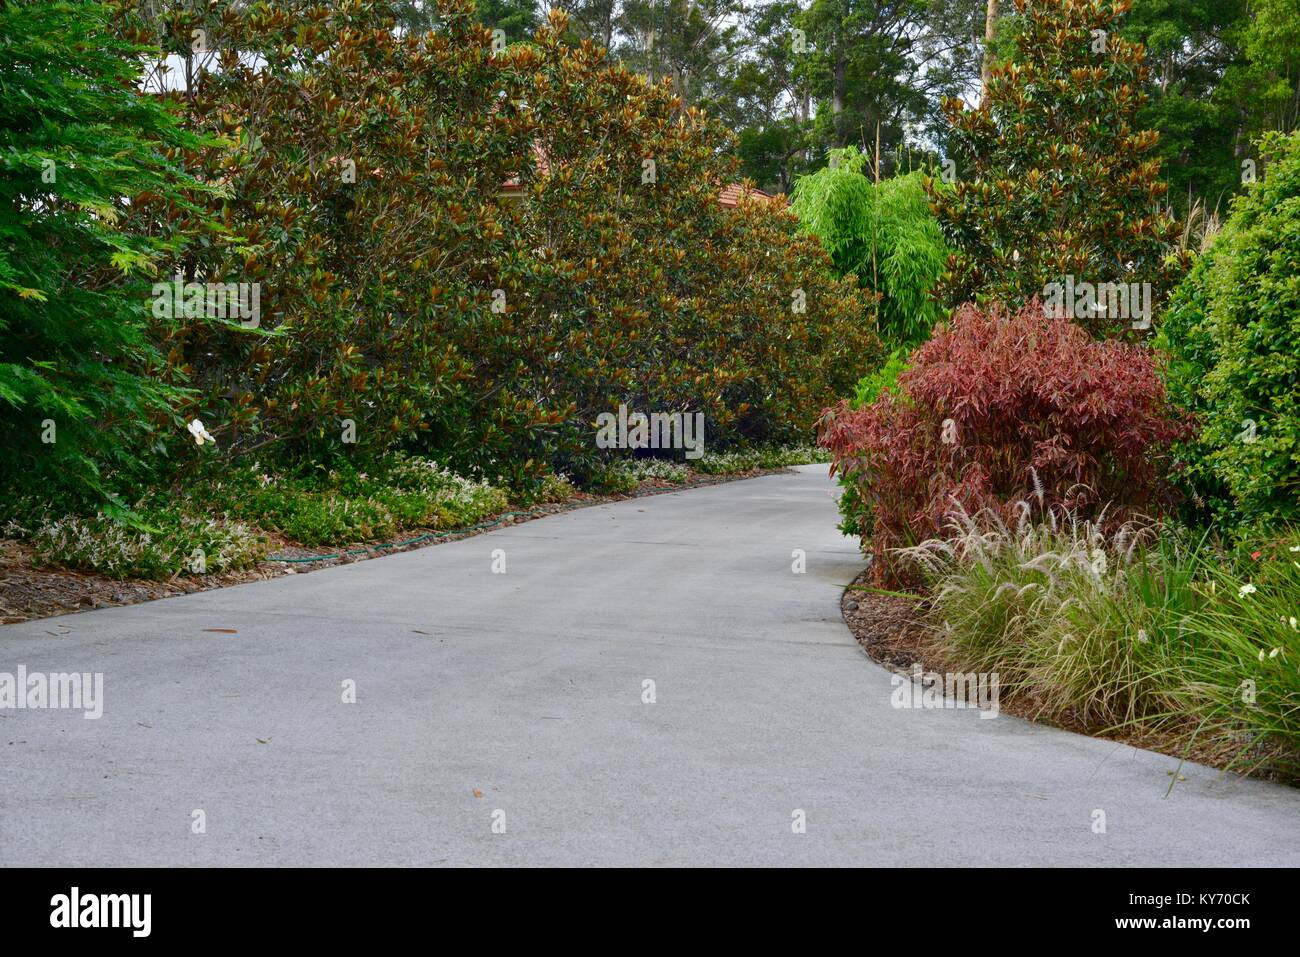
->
[[121, 0, 538, 471], [927, 0, 1188, 335], [121, 0, 876, 490], [510, 15, 875, 480]]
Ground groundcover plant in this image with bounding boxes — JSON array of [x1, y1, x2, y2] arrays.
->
[[0, 0, 1297, 905]]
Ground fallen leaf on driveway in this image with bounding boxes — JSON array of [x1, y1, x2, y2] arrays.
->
[[472, 789, 483, 798], [202, 628, 238, 634]]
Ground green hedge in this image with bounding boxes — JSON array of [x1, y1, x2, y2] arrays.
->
[[1158, 130, 1300, 534]]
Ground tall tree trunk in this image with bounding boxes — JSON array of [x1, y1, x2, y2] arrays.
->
[[799, 88, 811, 166], [981, 0, 999, 93], [1233, 103, 1250, 160], [832, 56, 846, 146]]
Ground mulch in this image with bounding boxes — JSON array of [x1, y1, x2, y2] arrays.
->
[[0, 537, 289, 625], [839, 572, 931, 672]]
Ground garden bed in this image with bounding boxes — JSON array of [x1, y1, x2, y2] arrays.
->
[[839, 568, 1289, 785], [0, 464, 799, 626]]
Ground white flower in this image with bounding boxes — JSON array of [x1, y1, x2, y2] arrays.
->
[[1290, 617, 1298, 630], [1289, 545, 1299, 552], [1269, 647, 1282, 659], [188, 419, 215, 446], [1239, 583, 1257, 598]]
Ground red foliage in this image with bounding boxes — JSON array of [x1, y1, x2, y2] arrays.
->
[[819, 301, 1192, 580]]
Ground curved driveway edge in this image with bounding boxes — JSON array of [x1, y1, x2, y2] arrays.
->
[[3, 464, 1298, 866]]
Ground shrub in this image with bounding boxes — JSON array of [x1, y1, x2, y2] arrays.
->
[[851, 347, 910, 409], [583, 445, 826, 490], [819, 301, 1190, 581], [507, 470, 575, 507], [1158, 129, 1300, 534], [928, 0, 1188, 329], [586, 463, 640, 496], [626, 459, 690, 484], [204, 455, 509, 546], [534, 472, 576, 504], [227, 488, 399, 548], [792, 151, 951, 345], [356, 456, 509, 529], [28, 511, 264, 580], [692, 452, 752, 475], [694, 445, 827, 475], [1177, 529, 1300, 778], [581, 458, 689, 493]]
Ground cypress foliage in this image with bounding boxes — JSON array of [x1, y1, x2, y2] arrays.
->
[[0, 0, 213, 501]]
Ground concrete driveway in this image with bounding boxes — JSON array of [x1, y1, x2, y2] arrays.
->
[[2, 465, 1298, 866]]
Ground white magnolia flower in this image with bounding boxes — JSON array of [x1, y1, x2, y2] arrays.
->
[[1238, 583, 1257, 598], [188, 418, 215, 446]]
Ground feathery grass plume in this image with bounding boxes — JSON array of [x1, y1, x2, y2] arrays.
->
[[901, 502, 1300, 781], [1028, 467, 1045, 508]]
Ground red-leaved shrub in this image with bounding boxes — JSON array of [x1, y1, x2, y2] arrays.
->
[[818, 301, 1191, 582]]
